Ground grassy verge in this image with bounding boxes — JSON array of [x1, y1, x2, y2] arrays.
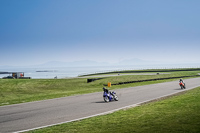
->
[[0, 69, 200, 106], [79, 68, 200, 77], [27, 87, 200, 133]]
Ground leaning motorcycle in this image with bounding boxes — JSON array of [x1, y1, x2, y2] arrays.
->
[[179, 82, 186, 89], [103, 91, 119, 102]]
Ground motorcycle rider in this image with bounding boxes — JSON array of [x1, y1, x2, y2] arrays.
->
[[179, 78, 185, 87], [103, 87, 109, 93], [103, 87, 113, 96], [179, 78, 184, 83]]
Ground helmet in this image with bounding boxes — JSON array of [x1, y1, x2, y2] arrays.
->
[[103, 87, 106, 90], [180, 78, 183, 81]]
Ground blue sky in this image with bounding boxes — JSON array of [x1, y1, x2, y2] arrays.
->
[[0, 0, 200, 66]]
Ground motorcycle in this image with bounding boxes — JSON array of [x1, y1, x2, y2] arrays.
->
[[103, 91, 119, 102], [179, 82, 186, 89]]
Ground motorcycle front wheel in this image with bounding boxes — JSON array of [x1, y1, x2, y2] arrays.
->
[[104, 96, 109, 102], [180, 85, 183, 89]]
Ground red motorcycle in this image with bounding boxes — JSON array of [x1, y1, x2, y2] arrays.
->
[[179, 82, 186, 89]]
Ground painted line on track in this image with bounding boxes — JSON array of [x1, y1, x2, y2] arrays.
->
[[14, 85, 200, 133]]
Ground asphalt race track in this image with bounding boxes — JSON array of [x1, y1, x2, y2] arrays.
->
[[0, 77, 200, 133]]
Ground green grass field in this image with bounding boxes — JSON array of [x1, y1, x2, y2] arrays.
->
[[27, 86, 200, 133], [0, 68, 200, 106], [1, 68, 200, 132]]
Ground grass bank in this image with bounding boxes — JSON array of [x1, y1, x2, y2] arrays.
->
[[0, 68, 200, 106], [27, 87, 200, 133], [79, 68, 200, 77]]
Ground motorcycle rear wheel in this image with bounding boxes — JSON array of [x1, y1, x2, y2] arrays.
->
[[114, 95, 119, 101]]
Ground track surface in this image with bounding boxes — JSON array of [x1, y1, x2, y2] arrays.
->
[[0, 77, 200, 133]]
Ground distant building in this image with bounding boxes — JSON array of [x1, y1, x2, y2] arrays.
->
[[1, 72, 31, 79]]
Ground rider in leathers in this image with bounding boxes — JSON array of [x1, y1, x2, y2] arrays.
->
[[103, 87, 113, 96]]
